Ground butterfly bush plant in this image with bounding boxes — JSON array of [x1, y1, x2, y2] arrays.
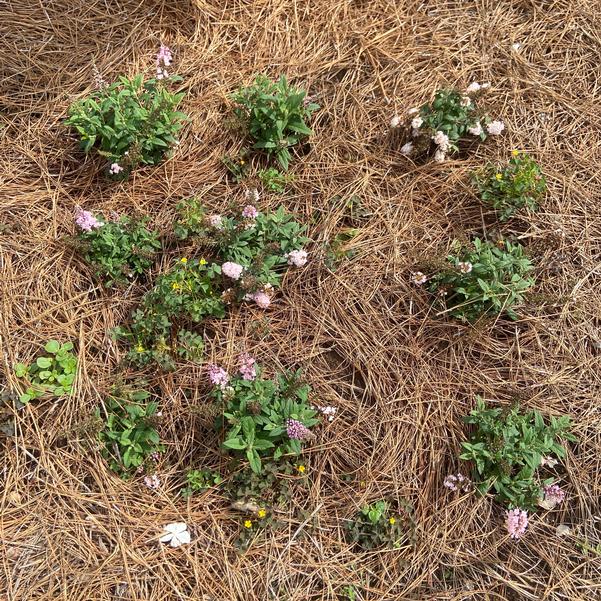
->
[[345, 500, 415, 551], [460, 397, 575, 511], [96, 386, 163, 478], [473, 151, 547, 220], [14, 340, 77, 404], [391, 82, 504, 162], [66, 45, 187, 177], [231, 75, 319, 169], [208, 357, 319, 474], [114, 258, 225, 370], [175, 200, 309, 309], [73, 208, 161, 287], [427, 238, 535, 321]]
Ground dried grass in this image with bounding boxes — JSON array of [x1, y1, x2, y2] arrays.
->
[[1, 0, 601, 599]]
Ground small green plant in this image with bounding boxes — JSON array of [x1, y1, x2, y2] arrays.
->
[[14, 340, 77, 404], [345, 500, 414, 550], [75, 211, 161, 286], [429, 238, 534, 321], [325, 228, 359, 271], [182, 469, 223, 498], [173, 196, 207, 240], [231, 75, 319, 169], [257, 167, 293, 193], [398, 84, 501, 161], [460, 397, 576, 510], [222, 149, 251, 182], [65, 47, 186, 176], [114, 258, 225, 370], [97, 387, 163, 477], [211, 364, 318, 474], [473, 151, 546, 220]]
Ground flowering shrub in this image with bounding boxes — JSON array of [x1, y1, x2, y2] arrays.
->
[[14, 340, 77, 404], [96, 387, 163, 478], [473, 151, 547, 220], [74, 208, 161, 287], [114, 258, 225, 370], [209, 360, 318, 473], [65, 45, 187, 176], [429, 238, 534, 321], [392, 83, 503, 162], [231, 75, 319, 169], [460, 397, 575, 510], [345, 500, 414, 550], [174, 201, 309, 308]]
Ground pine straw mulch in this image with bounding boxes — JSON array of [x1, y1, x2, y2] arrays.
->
[[1, 0, 601, 599]]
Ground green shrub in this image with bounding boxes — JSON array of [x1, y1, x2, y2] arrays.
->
[[66, 69, 186, 176], [345, 500, 414, 550], [430, 238, 534, 321], [210, 364, 318, 474], [14, 340, 77, 404], [473, 151, 546, 220], [75, 210, 161, 287], [460, 397, 575, 509], [231, 75, 319, 169], [114, 258, 225, 370], [97, 387, 163, 477]]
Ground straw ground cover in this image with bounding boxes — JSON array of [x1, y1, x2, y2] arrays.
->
[[1, 0, 601, 599]]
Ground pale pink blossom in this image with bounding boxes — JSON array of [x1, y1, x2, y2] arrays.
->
[[487, 120, 505, 135], [407, 107, 419, 116], [432, 131, 450, 151], [457, 261, 473, 274], [286, 249, 308, 267], [144, 474, 161, 490], [434, 149, 446, 163], [238, 352, 256, 381], [400, 142, 413, 155], [411, 116, 423, 129], [390, 115, 402, 128], [207, 214, 223, 229], [411, 271, 428, 285], [466, 82, 481, 94], [207, 364, 229, 388], [75, 207, 103, 232], [109, 163, 123, 175], [242, 205, 258, 219], [246, 290, 271, 309], [460, 96, 471, 107], [222, 261, 244, 280], [156, 44, 173, 79], [506, 508, 528, 539], [468, 122, 483, 136]]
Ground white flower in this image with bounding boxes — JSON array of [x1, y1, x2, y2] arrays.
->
[[457, 261, 473, 274], [285, 249, 308, 267], [511, 42, 522, 51], [434, 149, 446, 163], [466, 82, 481, 94], [400, 142, 413, 155], [481, 82, 491, 89], [390, 115, 401, 128], [159, 523, 191, 548], [411, 271, 428, 285], [432, 130, 450, 151], [468, 122, 483, 136], [109, 163, 123, 175], [486, 120, 505, 135], [411, 116, 423, 129], [245, 188, 260, 203], [407, 107, 419, 115], [207, 214, 223, 229], [460, 96, 471, 107]]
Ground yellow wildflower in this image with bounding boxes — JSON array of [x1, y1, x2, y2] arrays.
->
[[511, 149, 519, 156], [244, 520, 252, 528], [389, 517, 396, 525], [257, 509, 267, 519], [180, 258, 188, 264], [297, 465, 306, 474], [171, 282, 181, 290], [199, 258, 207, 265], [495, 173, 503, 180], [135, 345, 145, 353]]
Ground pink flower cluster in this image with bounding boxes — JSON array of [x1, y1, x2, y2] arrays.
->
[[207, 214, 223, 229], [222, 261, 244, 280], [75, 207, 103, 232], [286, 249, 308, 267], [543, 484, 566, 506], [207, 364, 229, 388], [505, 508, 528, 539], [286, 418, 312, 440], [443, 473, 470, 492], [245, 290, 271, 309], [143, 474, 161, 490], [238, 353, 256, 381], [109, 163, 123, 175], [156, 44, 173, 80], [242, 205, 258, 219]]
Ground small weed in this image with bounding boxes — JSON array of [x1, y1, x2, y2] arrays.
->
[[257, 167, 293, 193], [182, 469, 223, 498], [325, 228, 359, 271]]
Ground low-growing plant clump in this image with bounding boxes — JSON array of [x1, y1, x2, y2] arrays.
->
[[231, 74, 319, 169], [181, 469, 223, 498], [207, 357, 318, 473], [345, 500, 414, 550], [73, 208, 161, 286], [459, 397, 575, 511], [96, 386, 163, 478], [473, 150, 547, 220], [427, 238, 535, 321], [391, 82, 504, 162], [257, 167, 293, 193], [14, 340, 77, 404], [65, 45, 187, 177]]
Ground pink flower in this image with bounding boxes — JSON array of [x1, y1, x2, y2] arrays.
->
[[285, 249, 308, 267], [143, 474, 161, 490], [432, 131, 450, 151], [156, 44, 172, 79], [411, 116, 423, 129], [207, 364, 229, 388], [242, 205, 258, 219], [222, 261, 244, 280], [390, 115, 401, 128], [466, 82, 481, 94], [457, 261, 473, 274], [207, 214, 223, 229], [487, 120, 505, 136], [250, 291, 271, 309], [74, 207, 103, 232], [505, 508, 528, 539], [443, 473, 470, 492], [109, 163, 123, 175], [238, 353, 256, 381], [410, 271, 428, 285], [286, 418, 312, 440], [543, 484, 566, 506], [468, 122, 483, 136]]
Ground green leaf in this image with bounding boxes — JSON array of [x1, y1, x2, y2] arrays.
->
[[36, 357, 52, 369], [44, 340, 60, 354]]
